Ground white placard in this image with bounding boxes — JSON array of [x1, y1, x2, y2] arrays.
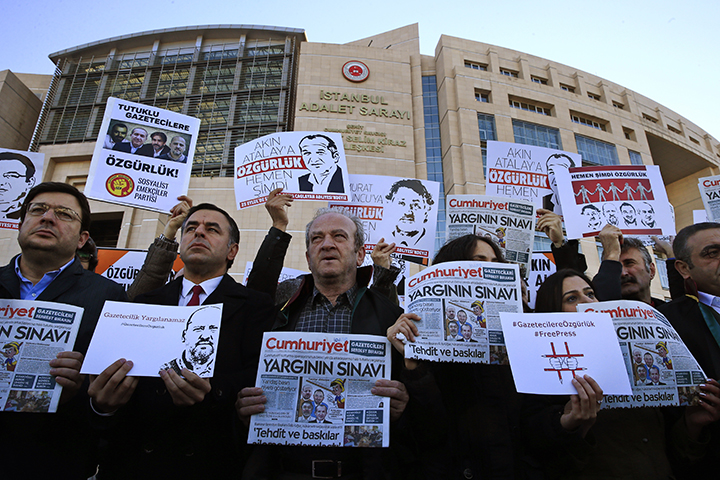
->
[[234, 132, 350, 209], [485, 141, 581, 215], [0, 148, 44, 230], [556, 165, 675, 239], [330, 174, 441, 265], [82, 301, 223, 378], [86, 97, 199, 213], [500, 311, 632, 395]]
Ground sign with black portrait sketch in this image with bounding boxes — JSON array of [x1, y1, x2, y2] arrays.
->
[[234, 131, 350, 209], [0, 148, 44, 230], [82, 302, 223, 378]]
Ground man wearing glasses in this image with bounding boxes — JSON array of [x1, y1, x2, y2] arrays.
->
[[0, 182, 127, 478]]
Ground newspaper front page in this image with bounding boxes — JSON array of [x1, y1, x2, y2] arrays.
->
[[0, 300, 83, 413], [698, 175, 720, 222], [249, 332, 391, 447], [578, 300, 707, 408], [404, 261, 521, 364], [446, 195, 535, 274]]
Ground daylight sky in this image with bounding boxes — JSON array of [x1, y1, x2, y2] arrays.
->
[[4, 0, 718, 139]]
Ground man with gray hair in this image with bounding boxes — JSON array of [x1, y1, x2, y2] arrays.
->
[[238, 206, 409, 478]]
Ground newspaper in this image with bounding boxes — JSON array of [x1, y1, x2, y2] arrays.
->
[[0, 300, 84, 413], [698, 175, 720, 222], [446, 195, 535, 274], [578, 300, 707, 408], [404, 261, 521, 363], [248, 332, 391, 447]]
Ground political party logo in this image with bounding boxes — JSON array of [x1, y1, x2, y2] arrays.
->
[[342, 61, 369, 83], [106, 173, 134, 197]]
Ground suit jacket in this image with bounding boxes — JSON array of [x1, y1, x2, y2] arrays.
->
[[298, 166, 344, 193], [98, 274, 275, 480], [136, 144, 170, 158], [0, 256, 127, 479], [112, 142, 140, 154]]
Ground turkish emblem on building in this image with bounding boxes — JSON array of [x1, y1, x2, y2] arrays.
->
[[342, 61, 369, 83], [106, 173, 134, 197]]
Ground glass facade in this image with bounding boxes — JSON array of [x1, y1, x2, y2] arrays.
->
[[422, 75, 446, 252], [575, 134, 619, 166], [513, 120, 562, 149], [40, 36, 299, 177], [628, 149, 643, 165]]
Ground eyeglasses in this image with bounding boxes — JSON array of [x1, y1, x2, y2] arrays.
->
[[26, 202, 81, 223]]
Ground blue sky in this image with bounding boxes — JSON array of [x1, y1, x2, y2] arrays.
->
[[4, 0, 718, 139]]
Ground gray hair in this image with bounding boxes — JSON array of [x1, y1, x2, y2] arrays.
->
[[305, 207, 365, 252], [620, 237, 653, 272]]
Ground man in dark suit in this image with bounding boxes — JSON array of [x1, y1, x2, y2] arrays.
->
[[657, 222, 720, 475], [112, 127, 148, 154], [0, 182, 127, 478], [89, 203, 275, 479], [136, 131, 170, 158], [309, 404, 332, 423]]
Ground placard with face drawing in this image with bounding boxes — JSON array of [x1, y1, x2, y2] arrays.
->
[[0, 148, 44, 230]]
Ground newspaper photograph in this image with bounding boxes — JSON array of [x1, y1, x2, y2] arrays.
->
[[86, 97, 199, 213], [555, 165, 675, 239], [82, 301, 223, 378], [0, 300, 83, 413], [248, 332, 391, 447], [330, 174, 441, 265], [0, 148, 44, 230], [698, 175, 720, 222], [446, 195, 535, 274], [403, 261, 521, 364], [578, 300, 707, 409], [234, 132, 351, 209], [485, 140, 581, 215]]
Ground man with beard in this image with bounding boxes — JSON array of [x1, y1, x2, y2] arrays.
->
[[602, 203, 620, 227], [384, 179, 434, 247], [137, 132, 170, 158], [103, 123, 129, 149], [161, 305, 220, 376], [88, 203, 274, 479], [159, 136, 188, 163], [620, 202, 637, 228]]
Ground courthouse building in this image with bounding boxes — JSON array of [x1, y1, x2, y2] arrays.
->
[[3, 24, 718, 300]]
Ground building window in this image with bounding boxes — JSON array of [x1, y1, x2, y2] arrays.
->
[[510, 99, 551, 116], [531, 76, 548, 85], [642, 113, 658, 123], [628, 150, 643, 165], [513, 120, 561, 149], [667, 124, 682, 135], [500, 68, 519, 78], [478, 113, 497, 172], [690, 136, 700, 145], [560, 84, 575, 93], [575, 134, 619, 166], [465, 61, 487, 71], [534, 234, 553, 252], [423, 75, 446, 252], [571, 113, 606, 131], [475, 90, 489, 103], [623, 127, 636, 141], [587, 92, 601, 101], [612, 101, 624, 110]]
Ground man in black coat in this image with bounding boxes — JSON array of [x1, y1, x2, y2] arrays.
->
[[0, 182, 127, 479], [89, 203, 274, 479]]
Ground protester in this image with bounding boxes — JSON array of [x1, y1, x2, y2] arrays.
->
[[0, 182, 127, 478]]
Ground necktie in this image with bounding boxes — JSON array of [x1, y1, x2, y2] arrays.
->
[[188, 285, 204, 306]]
